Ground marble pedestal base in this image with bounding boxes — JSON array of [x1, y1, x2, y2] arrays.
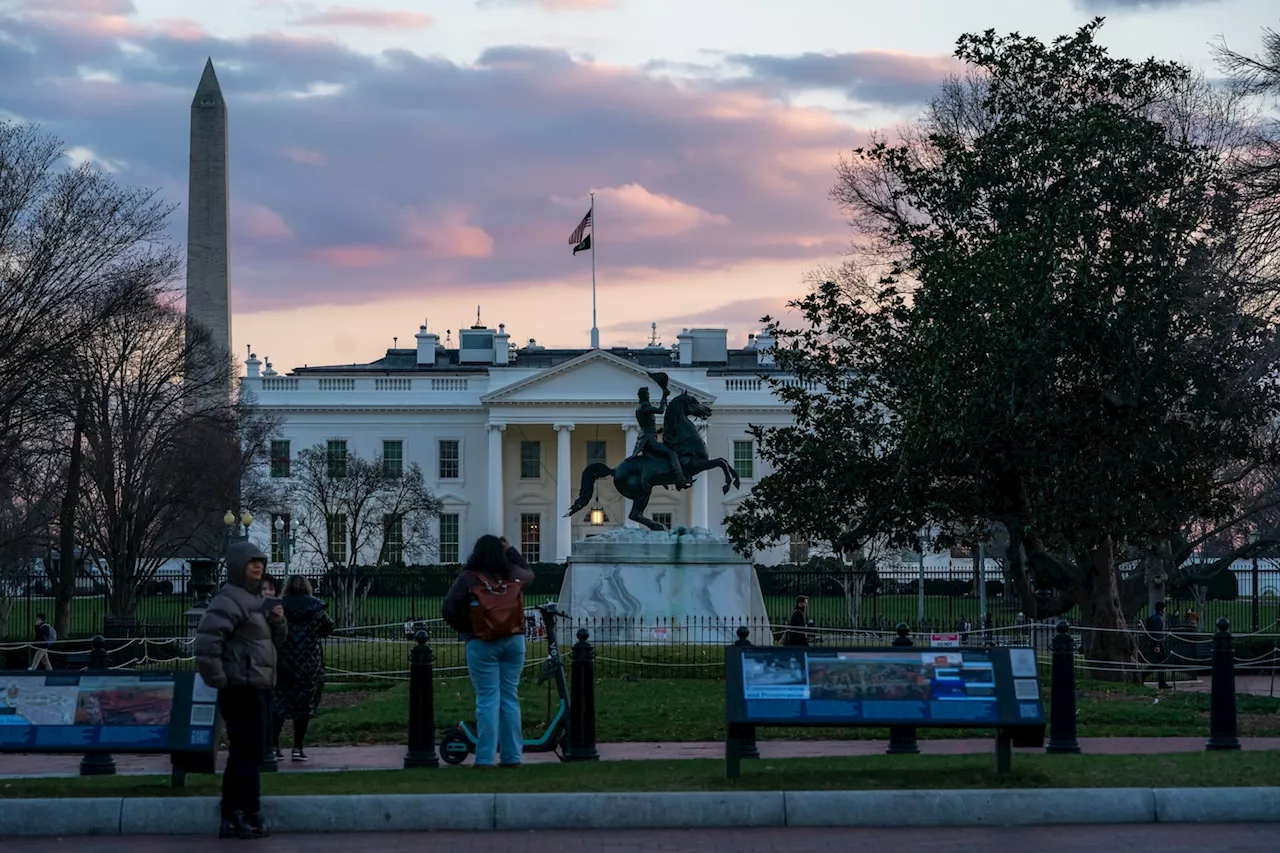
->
[[557, 527, 772, 646]]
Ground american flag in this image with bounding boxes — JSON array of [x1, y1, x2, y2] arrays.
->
[[568, 208, 592, 245]]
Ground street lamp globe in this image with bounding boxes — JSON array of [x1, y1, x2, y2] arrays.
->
[[241, 510, 254, 528], [274, 516, 285, 532], [1250, 531, 1260, 546], [223, 510, 236, 527]]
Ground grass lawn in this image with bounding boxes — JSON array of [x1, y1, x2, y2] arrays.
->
[[2, 752, 1278, 799], [301, 677, 1280, 746]]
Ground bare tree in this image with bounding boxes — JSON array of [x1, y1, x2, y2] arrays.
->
[[0, 445, 60, 639], [74, 296, 236, 619], [0, 122, 179, 453], [285, 444, 441, 627]]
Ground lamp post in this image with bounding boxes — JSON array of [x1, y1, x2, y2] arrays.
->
[[917, 535, 926, 627], [225, 509, 254, 548], [1250, 531, 1260, 633], [274, 516, 305, 574]]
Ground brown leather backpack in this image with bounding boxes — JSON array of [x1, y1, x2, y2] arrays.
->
[[467, 572, 526, 640]]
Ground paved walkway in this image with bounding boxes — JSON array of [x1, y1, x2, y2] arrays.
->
[[4, 825, 1279, 853], [4, 737, 1280, 779]]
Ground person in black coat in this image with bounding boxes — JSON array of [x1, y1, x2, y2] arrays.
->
[[272, 575, 334, 761], [785, 595, 810, 646]]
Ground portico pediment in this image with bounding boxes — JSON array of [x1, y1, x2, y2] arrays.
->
[[481, 350, 714, 406]]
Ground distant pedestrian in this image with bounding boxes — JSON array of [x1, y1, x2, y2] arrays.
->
[[194, 542, 287, 840], [1144, 601, 1171, 689], [442, 534, 534, 768], [272, 575, 334, 762], [29, 614, 55, 671], [786, 596, 810, 646]]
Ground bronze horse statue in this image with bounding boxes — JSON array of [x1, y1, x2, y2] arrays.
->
[[565, 384, 741, 531]]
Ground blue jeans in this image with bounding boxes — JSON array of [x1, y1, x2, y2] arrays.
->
[[465, 634, 526, 765]]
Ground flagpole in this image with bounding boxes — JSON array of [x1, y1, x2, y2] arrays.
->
[[589, 191, 599, 349]]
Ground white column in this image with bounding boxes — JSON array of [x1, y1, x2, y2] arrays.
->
[[621, 423, 639, 527], [487, 423, 506, 538], [692, 424, 710, 531], [555, 423, 574, 560]]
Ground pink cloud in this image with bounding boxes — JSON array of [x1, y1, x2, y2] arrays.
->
[[315, 245, 396, 267], [400, 209, 495, 259], [478, 0, 618, 9], [291, 7, 435, 29], [283, 147, 327, 166], [240, 203, 294, 242], [580, 184, 729, 240]]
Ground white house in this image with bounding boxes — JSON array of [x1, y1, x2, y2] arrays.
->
[[238, 321, 809, 567]]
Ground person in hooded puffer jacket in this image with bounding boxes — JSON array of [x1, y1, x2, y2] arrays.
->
[[194, 541, 287, 840]]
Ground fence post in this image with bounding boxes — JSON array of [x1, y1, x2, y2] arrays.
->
[[732, 626, 760, 759], [79, 636, 117, 777], [1046, 620, 1081, 754], [403, 630, 439, 768], [564, 628, 600, 761], [886, 623, 920, 755], [1206, 617, 1241, 752]]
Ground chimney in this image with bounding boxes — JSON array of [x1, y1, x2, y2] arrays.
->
[[415, 324, 440, 367], [756, 329, 776, 367], [245, 351, 262, 378], [494, 323, 511, 365], [745, 333, 757, 350], [677, 328, 693, 367]]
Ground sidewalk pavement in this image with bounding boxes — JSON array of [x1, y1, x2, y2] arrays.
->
[[5, 737, 1280, 779]]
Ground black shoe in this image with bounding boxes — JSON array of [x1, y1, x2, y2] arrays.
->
[[244, 812, 270, 838], [219, 811, 253, 840], [292, 748, 308, 762]]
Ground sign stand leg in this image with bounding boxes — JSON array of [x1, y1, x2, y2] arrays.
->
[[725, 726, 743, 779], [995, 729, 1012, 774]]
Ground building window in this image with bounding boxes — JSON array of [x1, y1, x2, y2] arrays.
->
[[586, 440, 608, 466], [520, 513, 541, 563], [652, 512, 673, 531], [382, 514, 404, 565], [382, 440, 403, 479], [789, 535, 810, 564], [520, 441, 541, 479], [326, 514, 347, 565], [270, 513, 291, 563], [439, 513, 460, 563], [270, 440, 291, 478], [327, 440, 348, 479], [438, 439, 460, 480], [732, 440, 755, 480]]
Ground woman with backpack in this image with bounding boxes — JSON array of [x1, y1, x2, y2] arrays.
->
[[442, 534, 534, 768]]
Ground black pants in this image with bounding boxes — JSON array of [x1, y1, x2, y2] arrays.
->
[[218, 686, 268, 816], [273, 713, 312, 750]]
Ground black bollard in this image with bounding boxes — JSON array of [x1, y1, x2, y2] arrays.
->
[[404, 630, 439, 768], [80, 636, 117, 777], [886, 623, 920, 755], [1046, 620, 1081, 754], [564, 628, 600, 761], [732, 626, 760, 759], [1206, 617, 1241, 751]]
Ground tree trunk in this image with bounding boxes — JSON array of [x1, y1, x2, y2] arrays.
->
[[0, 596, 11, 641], [54, 405, 85, 638], [1078, 535, 1137, 682]]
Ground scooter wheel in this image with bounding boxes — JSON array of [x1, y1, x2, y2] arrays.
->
[[440, 727, 471, 765]]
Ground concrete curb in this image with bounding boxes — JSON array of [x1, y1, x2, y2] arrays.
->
[[3, 788, 1280, 836]]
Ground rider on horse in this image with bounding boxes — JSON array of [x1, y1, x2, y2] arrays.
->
[[633, 386, 691, 491]]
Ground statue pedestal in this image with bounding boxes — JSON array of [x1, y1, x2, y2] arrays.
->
[[558, 527, 772, 645]]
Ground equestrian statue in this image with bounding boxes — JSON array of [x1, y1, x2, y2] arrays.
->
[[565, 372, 741, 531]]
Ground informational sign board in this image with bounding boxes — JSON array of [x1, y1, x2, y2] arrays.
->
[[726, 645, 1045, 729], [0, 670, 219, 756], [930, 633, 960, 647]]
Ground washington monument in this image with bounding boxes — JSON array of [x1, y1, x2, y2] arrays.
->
[[186, 58, 231, 388]]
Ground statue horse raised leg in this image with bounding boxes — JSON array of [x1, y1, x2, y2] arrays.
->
[[565, 391, 741, 531]]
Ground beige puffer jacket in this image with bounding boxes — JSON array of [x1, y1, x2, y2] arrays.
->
[[193, 541, 287, 689]]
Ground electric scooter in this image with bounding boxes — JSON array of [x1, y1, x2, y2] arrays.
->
[[439, 602, 570, 764]]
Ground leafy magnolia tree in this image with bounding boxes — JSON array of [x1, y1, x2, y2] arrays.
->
[[730, 20, 1280, 670], [286, 444, 441, 627]]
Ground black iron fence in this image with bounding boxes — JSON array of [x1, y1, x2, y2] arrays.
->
[[4, 561, 1280, 646]]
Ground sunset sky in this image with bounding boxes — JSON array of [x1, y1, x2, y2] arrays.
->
[[1, 0, 1274, 371]]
